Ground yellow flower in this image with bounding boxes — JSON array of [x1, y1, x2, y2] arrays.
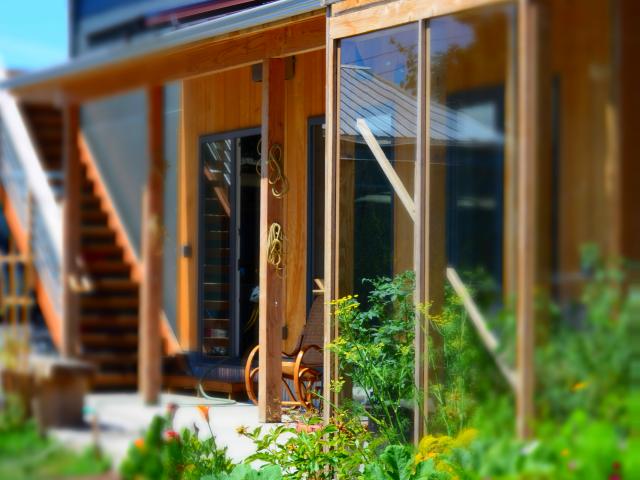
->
[[572, 381, 589, 392], [236, 425, 249, 436], [561, 448, 570, 457]]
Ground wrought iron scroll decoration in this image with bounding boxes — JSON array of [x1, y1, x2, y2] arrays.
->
[[257, 140, 289, 198], [267, 222, 286, 277]]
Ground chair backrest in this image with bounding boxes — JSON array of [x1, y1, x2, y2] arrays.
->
[[297, 293, 324, 365]]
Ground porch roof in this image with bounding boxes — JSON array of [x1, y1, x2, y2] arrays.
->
[[0, 0, 324, 102]]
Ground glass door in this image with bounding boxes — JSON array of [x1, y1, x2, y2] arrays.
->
[[199, 129, 261, 358]]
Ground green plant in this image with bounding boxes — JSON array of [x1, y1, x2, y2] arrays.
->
[[239, 412, 374, 480], [0, 398, 110, 479], [120, 410, 233, 480], [202, 464, 282, 480], [328, 271, 417, 443], [535, 246, 638, 421], [363, 445, 448, 480]]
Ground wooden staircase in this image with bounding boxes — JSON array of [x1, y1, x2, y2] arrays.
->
[[77, 164, 140, 389], [20, 103, 64, 201]]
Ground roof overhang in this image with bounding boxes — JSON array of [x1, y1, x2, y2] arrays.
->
[[2, 0, 325, 103]]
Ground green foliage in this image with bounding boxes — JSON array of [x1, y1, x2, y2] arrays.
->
[[202, 464, 283, 480], [535, 247, 638, 421], [328, 271, 417, 443], [120, 414, 233, 480], [363, 445, 448, 480], [0, 396, 110, 479], [239, 412, 374, 480], [0, 394, 27, 433]]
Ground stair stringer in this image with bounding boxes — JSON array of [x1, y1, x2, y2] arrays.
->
[[0, 186, 63, 348]]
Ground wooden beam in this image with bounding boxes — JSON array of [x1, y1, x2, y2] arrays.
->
[[61, 105, 80, 358], [13, 15, 325, 103], [138, 85, 165, 404], [329, 0, 510, 39], [516, 0, 538, 440], [258, 58, 286, 423], [446, 268, 518, 391], [413, 19, 428, 441], [356, 119, 416, 221]]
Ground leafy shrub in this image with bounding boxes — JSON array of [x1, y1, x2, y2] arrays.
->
[[120, 409, 233, 480], [328, 271, 417, 443], [202, 464, 282, 480], [239, 412, 374, 480], [364, 444, 454, 480]]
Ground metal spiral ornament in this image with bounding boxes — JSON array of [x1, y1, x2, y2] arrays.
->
[[266, 222, 286, 277], [256, 140, 289, 198]]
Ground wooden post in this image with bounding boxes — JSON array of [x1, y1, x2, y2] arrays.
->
[[139, 85, 165, 404], [258, 58, 285, 423], [413, 19, 429, 441], [62, 105, 80, 358], [516, 0, 539, 439], [323, 25, 340, 423]]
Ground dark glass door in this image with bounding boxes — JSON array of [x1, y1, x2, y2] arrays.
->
[[199, 129, 260, 358]]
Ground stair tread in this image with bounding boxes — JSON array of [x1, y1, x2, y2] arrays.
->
[[92, 279, 138, 290], [82, 314, 138, 326], [83, 352, 138, 364], [81, 297, 139, 308], [92, 372, 138, 388], [82, 332, 138, 344]]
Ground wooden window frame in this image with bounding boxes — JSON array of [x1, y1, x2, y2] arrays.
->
[[324, 0, 538, 440]]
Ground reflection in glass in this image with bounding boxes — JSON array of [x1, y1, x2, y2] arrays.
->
[[427, 5, 516, 435], [339, 24, 418, 300], [430, 6, 515, 314]]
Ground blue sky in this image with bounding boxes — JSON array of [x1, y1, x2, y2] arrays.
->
[[0, 0, 68, 71]]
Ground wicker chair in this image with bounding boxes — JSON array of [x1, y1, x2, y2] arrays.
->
[[244, 294, 323, 409]]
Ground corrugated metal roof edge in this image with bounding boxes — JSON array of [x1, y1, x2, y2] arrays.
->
[[1, 0, 324, 91]]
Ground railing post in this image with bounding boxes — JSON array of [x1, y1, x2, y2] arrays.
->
[[62, 105, 80, 358], [139, 85, 165, 404]]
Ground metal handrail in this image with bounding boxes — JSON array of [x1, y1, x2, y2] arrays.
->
[[0, 67, 63, 315], [0, 69, 63, 256]]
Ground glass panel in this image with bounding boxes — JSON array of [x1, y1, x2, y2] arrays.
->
[[308, 119, 325, 312], [236, 135, 261, 357], [533, 0, 631, 420], [200, 138, 233, 357], [428, 4, 516, 434], [338, 23, 418, 300]]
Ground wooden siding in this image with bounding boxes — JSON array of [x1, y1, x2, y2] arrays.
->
[[283, 50, 325, 352], [177, 50, 325, 352]]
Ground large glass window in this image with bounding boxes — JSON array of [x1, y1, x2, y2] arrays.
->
[[427, 5, 516, 435], [338, 24, 418, 300], [429, 5, 516, 316]]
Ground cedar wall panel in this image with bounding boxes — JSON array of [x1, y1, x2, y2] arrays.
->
[[283, 50, 326, 353], [178, 52, 325, 352]]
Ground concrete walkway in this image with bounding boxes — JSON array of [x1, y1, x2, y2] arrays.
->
[[51, 393, 273, 468]]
